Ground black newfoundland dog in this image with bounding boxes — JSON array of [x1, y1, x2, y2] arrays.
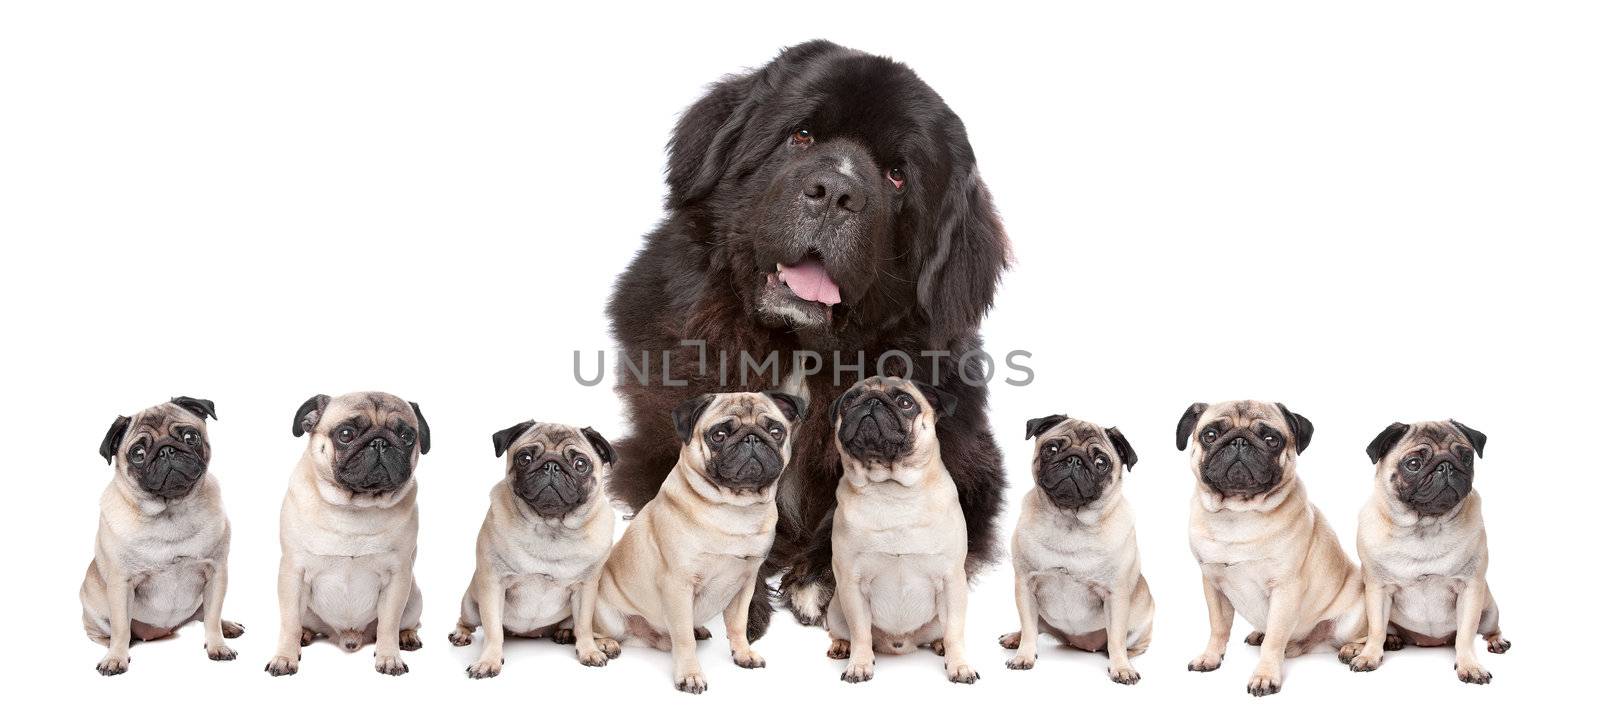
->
[[607, 40, 1008, 640]]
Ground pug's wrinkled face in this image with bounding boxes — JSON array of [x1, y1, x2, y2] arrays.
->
[[294, 392, 430, 494], [833, 376, 949, 465], [491, 420, 615, 518], [99, 396, 218, 500], [674, 391, 805, 494], [1177, 400, 1313, 498], [1366, 420, 1486, 517], [1025, 415, 1136, 510]]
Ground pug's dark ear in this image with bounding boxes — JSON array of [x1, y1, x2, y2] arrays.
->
[[409, 402, 431, 455], [1450, 420, 1487, 458], [916, 165, 1008, 351], [827, 391, 847, 425], [672, 394, 716, 445], [99, 415, 131, 464], [666, 40, 838, 208], [1107, 427, 1138, 471], [1276, 403, 1314, 454], [582, 427, 617, 466], [1176, 402, 1207, 451], [917, 382, 958, 419], [1365, 422, 1410, 464], [491, 419, 537, 458], [1024, 414, 1068, 440], [171, 396, 217, 421], [761, 391, 807, 423], [292, 395, 330, 437]]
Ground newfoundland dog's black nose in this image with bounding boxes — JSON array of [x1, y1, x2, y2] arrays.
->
[[802, 170, 865, 213]]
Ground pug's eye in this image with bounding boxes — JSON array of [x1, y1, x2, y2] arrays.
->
[[182, 430, 198, 446], [573, 456, 590, 473], [711, 429, 728, 443], [886, 167, 905, 190], [1405, 457, 1424, 472], [790, 129, 813, 146], [129, 445, 147, 464], [768, 425, 784, 438], [1046, 443, 1059, 454], [1263, 432, 1279, 447], [398, 428, 415, 445], [1201, 429, 1219, 444], [896, 395, 915, 411], [337, 428, 356, 444], [1094, 455, 1110, 472], [517, 452, 534, 467]]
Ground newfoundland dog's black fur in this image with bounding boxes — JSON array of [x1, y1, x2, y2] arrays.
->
[[607, 40, 1008, 640]]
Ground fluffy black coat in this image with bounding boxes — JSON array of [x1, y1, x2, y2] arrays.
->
[[606, 40, 1009, 641]]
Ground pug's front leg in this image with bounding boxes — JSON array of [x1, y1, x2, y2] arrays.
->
[[836, 566, 875, 683], [1453, 579, 1492, 684], [373, 566, 414, 676], [662, 577, 706, 693], [466, 581, 505, 679], [265, 561, 305, 676], [572, 570, 611, 666], [97, 574, 133, 676], [1188, 574, 1233, 672], [725, 564, 766, 669], [1005, 571, 1040, 670], [1247, 580, 1302, 697], [201, 561, 236, 661], [940, 568, 978, 684], [1103, 586, 1139, 684], [1348, 578, 1390, 672]]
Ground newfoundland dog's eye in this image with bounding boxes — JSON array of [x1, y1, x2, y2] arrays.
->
[[790, 129, 813, 146], [886, 167, 905, 189]]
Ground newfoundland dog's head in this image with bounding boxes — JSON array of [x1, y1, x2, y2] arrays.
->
[[663, 40, 1007, 350]]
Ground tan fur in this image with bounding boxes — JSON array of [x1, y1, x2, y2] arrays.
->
[[1350, 421, 1508, 683], [596, 392, 796, 693], [448, 423, 617, 678], [826, 377, 976, 684], [1184, 400, 1364, 696], [265, 392, 425, 677], [80, 401, 238, 674], [1003, 417, 1152, 684]]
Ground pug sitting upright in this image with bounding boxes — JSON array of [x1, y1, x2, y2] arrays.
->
[[1347, 420, 1510, 683], [596, 390, 804, 693], [1000, 414, 1152, 684], [826, 376, 977, 685], [82, 396, 242, 675], [447, 420, 620, 678], [1179, 401, 1364, 696], [265, 392, 431, 677]]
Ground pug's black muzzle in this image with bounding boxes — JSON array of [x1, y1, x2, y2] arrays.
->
[[838, 395, 911, 462], [709, 429, 785, 490], [515, 460, 589, 517], [1201, 434, 1281, 495], [1038, 452, 1107, 509], [336, 433, 413, 493], [135, 442, 206, 498], [1401, 461, 1473, 516]]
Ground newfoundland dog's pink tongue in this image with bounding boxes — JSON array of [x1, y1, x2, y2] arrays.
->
[[777, 259, 842, 306]]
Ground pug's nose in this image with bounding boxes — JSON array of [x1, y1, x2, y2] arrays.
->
[[1065, 455, 1084, 470], [370, 438, 387, 451], [544, 461, 560, 474], [157, 445, 175, 458], [1436, 461, 1454, 474], [744, 434, 759, 446], [1232, 438, 1249, 450]]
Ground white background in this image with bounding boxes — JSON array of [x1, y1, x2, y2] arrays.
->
[[2, 1, 1595, 724]]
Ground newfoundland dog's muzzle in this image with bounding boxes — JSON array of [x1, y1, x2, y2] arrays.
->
[[336, 430, 414, 493], [1398, 455, 1474, 516], [514, 458, 590, 517], [838, 393, 913, 462], [134, 440, 207, 498], [1201, 432, 1282, 495], [708, 427, 787, 490]]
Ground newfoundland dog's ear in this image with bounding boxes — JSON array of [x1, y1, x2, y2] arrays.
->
[[917, 159, 1009, 350], [666, 40, 840, 209]]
